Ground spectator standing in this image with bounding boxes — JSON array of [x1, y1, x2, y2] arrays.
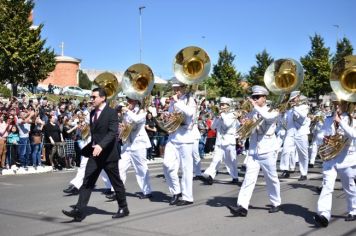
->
[[16, 110, 35, 170], [145, 112, 157, 160]]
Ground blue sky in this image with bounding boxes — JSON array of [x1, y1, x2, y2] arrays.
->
[[34, 0, 356, 80]]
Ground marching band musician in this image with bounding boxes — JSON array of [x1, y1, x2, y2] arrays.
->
[[113, 97, 153, 199], [314, 99, 356, 227], [163, 82, 196, 206], [227, 85, 281, 216], [279, 91, 310, 180], [201, 97, 239, 185], [308, 110, 325, 168]]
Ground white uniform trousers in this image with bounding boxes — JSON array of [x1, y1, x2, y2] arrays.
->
[[317, 165, 356, 220], [193, 139, 202, 177], [237, 151, 281, 210], [70, 156, 111, 189], [203, 145, 238, 179], [309, 141, 319, 165], [163, 141, 194, 202], [280, 135, 309, 175], [117, 149, 152, 195]]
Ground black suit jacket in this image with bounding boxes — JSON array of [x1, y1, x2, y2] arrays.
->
[[81, 104, 119, 162]]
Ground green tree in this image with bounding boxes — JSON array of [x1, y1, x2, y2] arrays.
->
[[205, 46, 242, 99], [0, 0, 56, 96], [247, 49, 274, 86], [300, 34, 331, 99], [331, 37, 353, 66], [78, 70, 92, 89]]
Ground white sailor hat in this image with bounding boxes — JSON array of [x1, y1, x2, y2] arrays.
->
[[288, 90, 300, 101], [220, 97, 232, 106], [251, 85, 269, 96]]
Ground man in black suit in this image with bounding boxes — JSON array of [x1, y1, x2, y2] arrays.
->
[[62, 87, 129, 221]]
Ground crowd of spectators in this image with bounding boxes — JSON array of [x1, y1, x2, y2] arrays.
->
[[0, 93, 221, 174]]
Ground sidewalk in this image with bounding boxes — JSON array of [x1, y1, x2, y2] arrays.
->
[[1, 152, 215, 176]]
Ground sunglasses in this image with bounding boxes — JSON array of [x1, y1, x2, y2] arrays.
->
[[251, 95, 264, 100]]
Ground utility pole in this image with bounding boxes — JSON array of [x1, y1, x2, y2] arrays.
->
[[139, 6, 146, 63]]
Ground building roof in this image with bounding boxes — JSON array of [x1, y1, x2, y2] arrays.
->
[[55, 55, 81, 63]]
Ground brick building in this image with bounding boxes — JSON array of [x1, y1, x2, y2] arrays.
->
[[41, 55, 81, 88]]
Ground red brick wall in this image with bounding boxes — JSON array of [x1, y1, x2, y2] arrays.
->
[[42, 61, 79, 87]]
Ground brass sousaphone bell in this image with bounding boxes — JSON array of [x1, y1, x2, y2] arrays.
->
[[236, 58, 304, 140], [318, 55, 356, 161], [156, 46, 211, 134], [94, 72, 121, 101], [119, 63, 155, 142]]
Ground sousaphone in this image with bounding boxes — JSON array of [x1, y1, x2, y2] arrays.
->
[[318, 55, 356, 161], [236, 58, 304, 140], [156, 46, 211, 134], [119, 63, 155, 142]]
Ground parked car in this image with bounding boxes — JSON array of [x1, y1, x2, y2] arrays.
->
[[60, 86, 91, 97]]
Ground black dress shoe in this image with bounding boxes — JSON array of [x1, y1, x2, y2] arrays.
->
[[308, 163, 314, 168], [193, 176, 203, 181], [226, 205, 248, 217], [176, 200, 193, 206], [203, 175, 213, 185], [298, 175, 307, 181], [345, 214, 356, 221], [316, 186, 323, 194], [63, 185, 74, 193], [63, 185, 79, 195], [268, 205, 280, 213], [112, 207, 129, 219], [106, 193, 116, 200], [62, 208, 84, 222], [231, 178, 239, 184], [280, 171, 290, 178], [169, 193, 181, 205], [314, 214, 328, 227]]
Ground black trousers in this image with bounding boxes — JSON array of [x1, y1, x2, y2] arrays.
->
[[76, 158, 127, 212]]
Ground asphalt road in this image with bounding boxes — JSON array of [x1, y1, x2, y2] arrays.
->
[[0, 156, 355, 236]]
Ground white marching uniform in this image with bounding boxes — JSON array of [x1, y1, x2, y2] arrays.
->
[[203, 111, 239, 180], [276, 113, 287, 152], [192, 124, 202, 177], [317, 113, 356, 221], [118, 106, 152, 195], [163, 94, 196, 202], [69, 137, 111, 190], [237, 105, 281, 209], [280, 103, 310, 176], [309, 115, 326, 165]]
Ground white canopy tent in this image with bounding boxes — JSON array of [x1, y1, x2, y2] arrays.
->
[[154, 75, 168, 84]]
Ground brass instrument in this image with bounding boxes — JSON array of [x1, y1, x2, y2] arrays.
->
[[236, 59, 304, 140], [318, 55, 356, 161], [119, 63, 155, 142], [80, 72, 121, 142], [94, 72, 121, 100], [156, 46, 210, 134]]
